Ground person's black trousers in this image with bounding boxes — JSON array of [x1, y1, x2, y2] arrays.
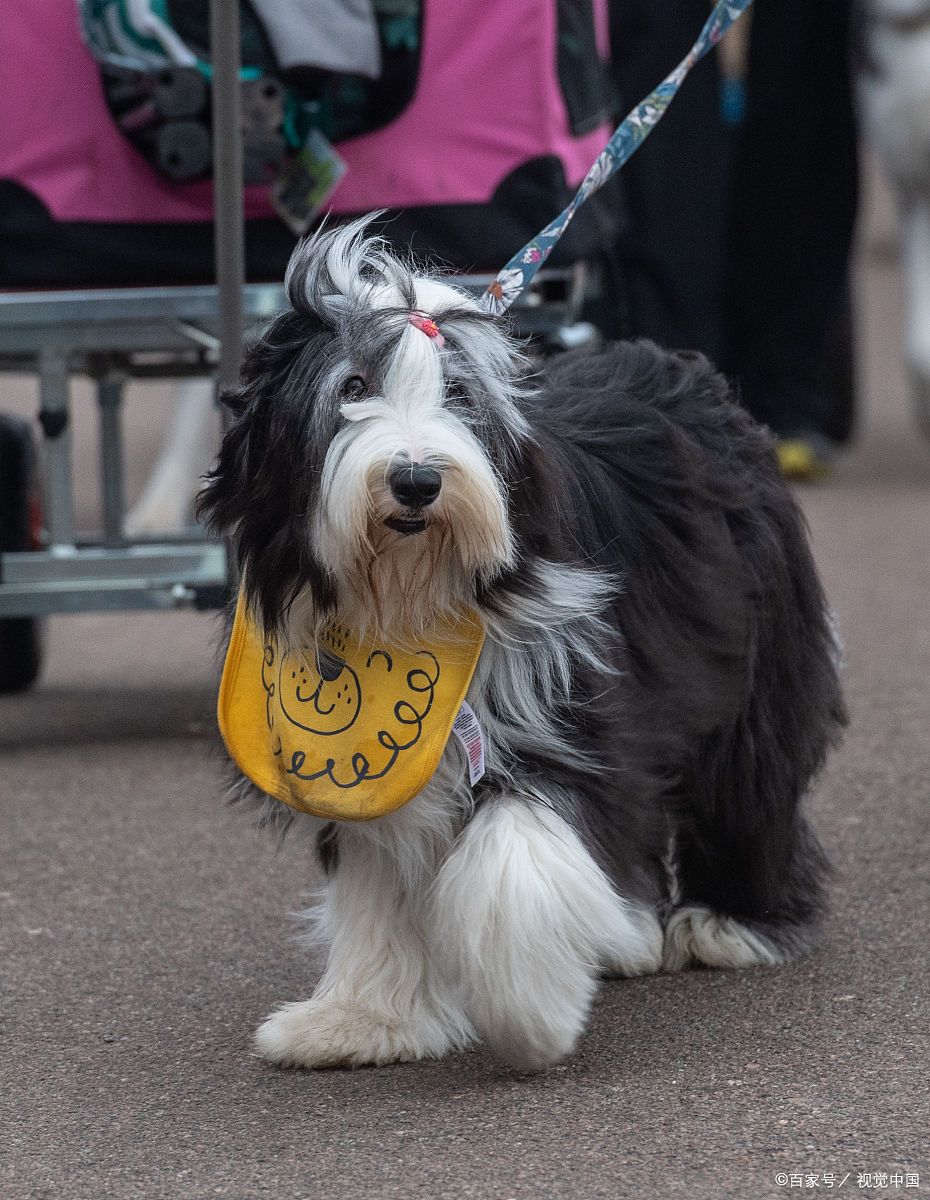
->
[[610, 0, 859, 442], [726, 0, 859, 442]]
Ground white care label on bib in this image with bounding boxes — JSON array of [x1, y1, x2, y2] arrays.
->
[[452, 700, 486, 786]]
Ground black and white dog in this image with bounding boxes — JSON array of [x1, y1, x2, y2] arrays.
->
[[199, 220, 845, 1073]]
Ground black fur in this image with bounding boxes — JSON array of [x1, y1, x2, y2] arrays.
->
[[492, 342, 846, 945]]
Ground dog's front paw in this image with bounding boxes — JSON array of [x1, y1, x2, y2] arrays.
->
[[254, 997, 466, 1068]]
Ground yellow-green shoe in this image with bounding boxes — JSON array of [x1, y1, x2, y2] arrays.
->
[[776, 436, 834, 482]]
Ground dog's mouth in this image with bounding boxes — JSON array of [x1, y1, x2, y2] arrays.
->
[[384, 516, 428, 536]]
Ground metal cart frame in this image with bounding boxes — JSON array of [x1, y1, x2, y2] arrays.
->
[[0, 271, 584, 621], [0, 283, 282, 618]]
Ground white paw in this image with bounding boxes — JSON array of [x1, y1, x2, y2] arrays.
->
[[601, 904, 664, 978], [254, 996, 469, 1068], [662, 906, 785, 972], [478, 1005, 587, 1075]]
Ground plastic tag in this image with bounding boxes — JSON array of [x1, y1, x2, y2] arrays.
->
[[272, 129, 347, 236], [452, 700, 486, 787]]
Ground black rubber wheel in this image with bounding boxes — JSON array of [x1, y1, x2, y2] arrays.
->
[[0, 413, 43, 693]]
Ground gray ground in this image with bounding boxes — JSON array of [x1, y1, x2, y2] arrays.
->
[[2, 173, 928, 1199]]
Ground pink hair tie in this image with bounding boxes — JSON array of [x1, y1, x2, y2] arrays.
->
[[408, 311, 446, 348]]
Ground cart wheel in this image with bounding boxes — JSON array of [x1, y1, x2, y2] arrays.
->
[[0, 414, 44, 693]]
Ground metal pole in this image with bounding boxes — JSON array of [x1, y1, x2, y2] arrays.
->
[[98, 373, 126, 547], [209, 0, 245, 394], [37, 347, 75, 552]]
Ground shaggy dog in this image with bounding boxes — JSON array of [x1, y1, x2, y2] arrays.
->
[[199, 220, 845, 1072]]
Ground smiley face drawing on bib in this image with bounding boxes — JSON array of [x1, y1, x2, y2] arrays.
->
[[267, 624, 440, 794], [276, 626, 362, 736]]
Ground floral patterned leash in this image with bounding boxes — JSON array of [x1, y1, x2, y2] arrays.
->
[[480, 0, 755, 317]]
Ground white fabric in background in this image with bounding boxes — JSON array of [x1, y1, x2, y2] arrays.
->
[[250, 0, 382, 78]]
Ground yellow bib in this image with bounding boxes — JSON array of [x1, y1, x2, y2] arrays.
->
[[217, 596, 485, 821]]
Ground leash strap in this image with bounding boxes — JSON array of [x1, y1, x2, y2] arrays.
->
[[480, 0, 754, 316]]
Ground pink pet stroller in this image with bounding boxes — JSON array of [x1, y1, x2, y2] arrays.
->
[[0, 0, 619, 691], [0, 0, 618, 285]]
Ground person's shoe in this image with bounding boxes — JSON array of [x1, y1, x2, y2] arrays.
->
[[775, 432, 836, 482]]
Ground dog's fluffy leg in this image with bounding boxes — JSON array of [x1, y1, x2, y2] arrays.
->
[[254, 832, 473, 1069], [430, 797, 663, 1073]]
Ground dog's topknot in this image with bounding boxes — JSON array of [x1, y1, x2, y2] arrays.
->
[[285, 215, 418, 323]]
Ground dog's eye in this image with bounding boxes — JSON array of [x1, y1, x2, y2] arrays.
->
[[340, 375, 367, 399]]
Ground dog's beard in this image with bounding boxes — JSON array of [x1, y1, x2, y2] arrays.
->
[[302, 409, 514, 642]]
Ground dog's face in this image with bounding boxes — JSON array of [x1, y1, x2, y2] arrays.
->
[[199, 221, 531, 641]]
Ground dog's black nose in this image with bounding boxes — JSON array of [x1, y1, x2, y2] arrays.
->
[[389, 462, 442, 508]]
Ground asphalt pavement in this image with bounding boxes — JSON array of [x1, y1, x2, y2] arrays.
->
[[1, 179, 928, 1198]]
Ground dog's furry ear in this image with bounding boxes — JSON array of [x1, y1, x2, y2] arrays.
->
[[196, 303, 340, 633], [197, 396, 333, 633], [198, 305, 337, 532]]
